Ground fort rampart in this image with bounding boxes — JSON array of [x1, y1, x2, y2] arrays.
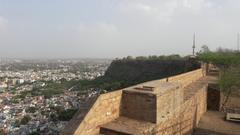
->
[[65, 69, 207, 135]]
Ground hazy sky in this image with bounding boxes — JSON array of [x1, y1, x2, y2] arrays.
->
[[0, 0, 240, 58]]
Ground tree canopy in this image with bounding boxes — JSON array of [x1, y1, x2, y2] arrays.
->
[[199, 51, 240, 68], [198, 50, 240, 110]]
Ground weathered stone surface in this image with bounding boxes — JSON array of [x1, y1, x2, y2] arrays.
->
[[63, 69, 212, 135], [70, 91, 123, 135], [100, 116, 155, 135]]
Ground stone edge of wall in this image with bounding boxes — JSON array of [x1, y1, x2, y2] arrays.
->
[[72, 68, 204, 135], [73, 90, 123, 135]]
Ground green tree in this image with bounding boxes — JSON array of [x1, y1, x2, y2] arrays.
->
[[219, 67, 240, 110], [50, 113, 58, 122], [58, 109, 78, 121], [25, 107, 37, 113], [200, 45, 210, 53], [29, 132, 40, 135], [20, 115, 31, 125], [199, 51, 240, 110], [13, 119, 20, 127]]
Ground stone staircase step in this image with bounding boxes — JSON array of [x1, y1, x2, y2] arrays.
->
[[100, 116, 155, 135]]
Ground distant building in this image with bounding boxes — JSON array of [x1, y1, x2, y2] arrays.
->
[[0, 82, 7, 88], [17, 79, 25, 84]]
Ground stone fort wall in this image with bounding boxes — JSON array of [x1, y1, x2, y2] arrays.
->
[[72, 90, 122, 135], [154, 85, 207, 135], [71, 69, 206, 135]]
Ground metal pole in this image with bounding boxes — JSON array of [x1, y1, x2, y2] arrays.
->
[[237, 33, 239, 52], [193, 33, 196, 55]]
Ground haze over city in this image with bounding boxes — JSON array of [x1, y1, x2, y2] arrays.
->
[[0, 0, 240, 58], [1, 1, 240, 135]]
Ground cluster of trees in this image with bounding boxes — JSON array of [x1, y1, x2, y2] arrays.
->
[[57, 109, 78, 121], [49, 106, 78, 121], [118, 54, 184, 61], [199, 49, 240, 110], [14, 115, 31, 127], [25, 107, 37, 113], [38, 80, 75, 98], [15, 79, 79, 99]]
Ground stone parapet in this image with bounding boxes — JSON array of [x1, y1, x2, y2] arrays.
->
[[63, 68, 208, 135]]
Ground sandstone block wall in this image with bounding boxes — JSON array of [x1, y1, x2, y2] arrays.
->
[[138, 69, 203, 89], [121, 82, 184, 124], [154, 86, 207, 135], [121, 91, 157, 123], [168, 69, 203, 88], [156, 86, 183, 123], [73, 90, 122, 135], [71, 68, 205, 135]]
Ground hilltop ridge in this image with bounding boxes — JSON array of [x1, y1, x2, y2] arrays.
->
[[86, 55, 200, 91]]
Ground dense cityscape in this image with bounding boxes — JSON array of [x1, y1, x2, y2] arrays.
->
[[0, 58, 111, 135]]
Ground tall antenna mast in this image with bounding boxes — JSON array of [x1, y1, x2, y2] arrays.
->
[[237, 32, 239, 52], [192, 33, 196, 55]]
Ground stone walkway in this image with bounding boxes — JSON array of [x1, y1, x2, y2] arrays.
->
[[193, 111, 240, 135], [183, 75, 217, 101]]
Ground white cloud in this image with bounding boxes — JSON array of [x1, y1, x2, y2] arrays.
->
[[77, 22, 118, 36], [135, 3, 152, 12], [182, 0, 215, 10], [118, 0, 216, 23], [119, 1, 178, 23], [0, 16, 8, 32]]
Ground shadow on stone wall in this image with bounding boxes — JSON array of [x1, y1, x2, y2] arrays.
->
[[61, 96, 98, 135]]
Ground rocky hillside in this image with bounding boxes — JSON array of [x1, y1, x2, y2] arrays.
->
[[102, 56, 200, 90]]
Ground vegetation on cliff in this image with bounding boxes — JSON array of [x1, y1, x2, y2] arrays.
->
[[15, 54, 201, 99], [73, 55, 201, 91]]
